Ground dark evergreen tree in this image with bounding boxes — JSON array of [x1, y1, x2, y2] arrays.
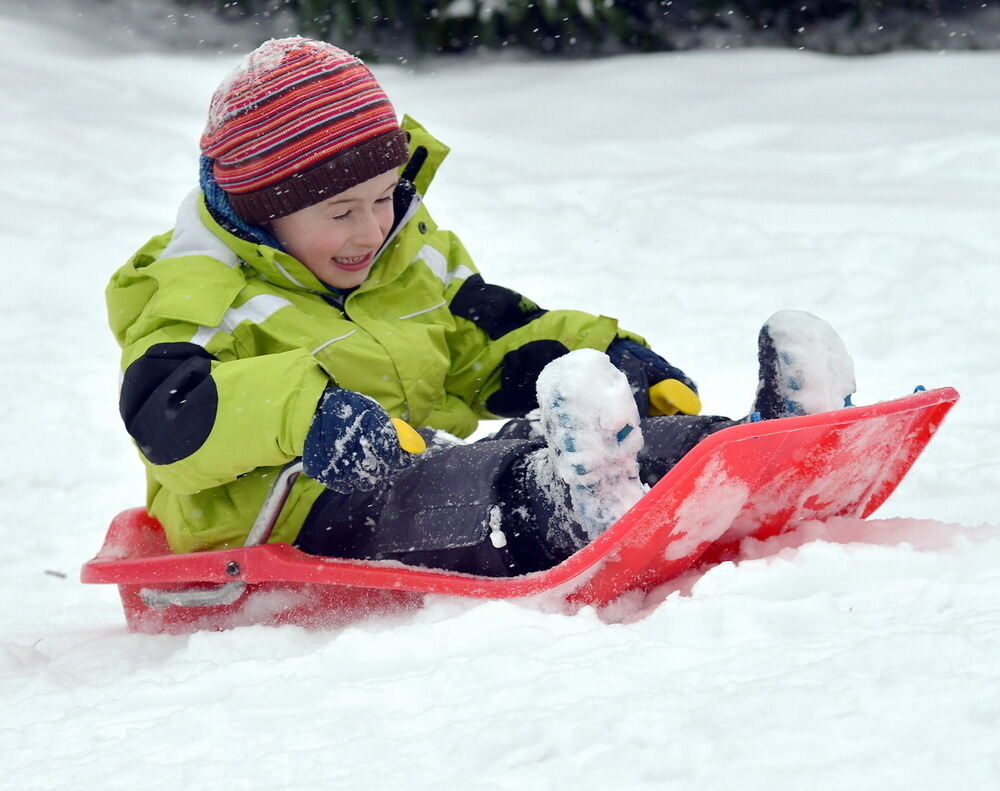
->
[[174, 0, 999, 58]]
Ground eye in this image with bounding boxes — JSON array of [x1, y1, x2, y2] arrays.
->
[[375, 195, 393, 206], [331, 210, 351, 221]]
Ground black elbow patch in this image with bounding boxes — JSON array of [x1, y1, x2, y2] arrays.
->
[[485, 340, 569, 418], [450, 274, 547, 340], [119, 343, 219, 465]]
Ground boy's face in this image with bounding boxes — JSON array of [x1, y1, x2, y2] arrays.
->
[[270, 169, 399, 289]]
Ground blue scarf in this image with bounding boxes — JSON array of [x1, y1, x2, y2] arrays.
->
[[198, 155, 285, 251]]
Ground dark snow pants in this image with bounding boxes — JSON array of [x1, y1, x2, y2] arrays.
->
[[295, 414, 735, 577]]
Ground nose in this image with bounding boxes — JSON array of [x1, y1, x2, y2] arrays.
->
[[353, 209, 386, 250]]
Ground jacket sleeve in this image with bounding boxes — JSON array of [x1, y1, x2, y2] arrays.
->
[[439, 232, 646, 418], [109, 262, 329, 496]]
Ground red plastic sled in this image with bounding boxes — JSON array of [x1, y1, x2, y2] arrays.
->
[[82, 387, 959, 633]]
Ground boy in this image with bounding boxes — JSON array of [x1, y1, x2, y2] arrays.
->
[[108, 38, 854, 576]]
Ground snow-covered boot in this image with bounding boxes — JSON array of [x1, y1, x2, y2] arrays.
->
[[534, 349, 647, 539], [753, 310, 857, 420]]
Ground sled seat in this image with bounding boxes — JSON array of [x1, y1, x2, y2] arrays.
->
[[82, 387, 959, 633]]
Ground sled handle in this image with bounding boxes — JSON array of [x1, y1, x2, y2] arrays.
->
[[139, 459, 304, 609], [140, 581, 246, 609], [245, 459, 304, 547]]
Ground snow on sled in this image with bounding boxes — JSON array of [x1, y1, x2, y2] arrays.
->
[[82, 387, 959, 633]]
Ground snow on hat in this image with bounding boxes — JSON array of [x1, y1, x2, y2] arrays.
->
[[200, 37, 409, 225]]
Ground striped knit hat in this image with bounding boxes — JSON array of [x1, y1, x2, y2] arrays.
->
[[200, 38, 409, 225]]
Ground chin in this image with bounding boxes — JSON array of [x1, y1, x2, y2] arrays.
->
[[324, 269, 370, 290]]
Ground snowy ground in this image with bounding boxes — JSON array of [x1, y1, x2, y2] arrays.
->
[[2, 10, 999, 790]]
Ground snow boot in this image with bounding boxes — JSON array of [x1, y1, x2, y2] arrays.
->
[[753, 310, 857, 420], [534, 348, 647, 539]]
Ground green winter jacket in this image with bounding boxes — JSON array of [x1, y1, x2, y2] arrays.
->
[[107, 117, 643, 553]]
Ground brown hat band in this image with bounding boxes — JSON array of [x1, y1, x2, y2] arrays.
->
[[228, 130, 410, 225]]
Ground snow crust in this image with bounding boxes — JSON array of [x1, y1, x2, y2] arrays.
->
[[1, 11, 999, 790], [205, 37, 353, 134], [756, 308, 857, 415], [666, 455, 750, 561], [535, 348, 646, 537]]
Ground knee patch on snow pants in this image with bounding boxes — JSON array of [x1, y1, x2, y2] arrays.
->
[[637, 415, 736, 488]]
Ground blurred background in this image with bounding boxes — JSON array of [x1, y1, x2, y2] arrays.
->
[[7, 0, 1000, 59]]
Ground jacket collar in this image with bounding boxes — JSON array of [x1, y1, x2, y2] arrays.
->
[[398, 115, 450, 197]]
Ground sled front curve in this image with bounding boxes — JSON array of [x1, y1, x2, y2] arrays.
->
[[82, 387, 959, 632]]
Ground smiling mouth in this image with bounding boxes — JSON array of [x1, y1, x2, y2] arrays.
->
[[332, 253, 373, 270]]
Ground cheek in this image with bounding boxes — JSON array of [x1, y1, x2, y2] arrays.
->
[[300, 226, 348, 258], [377, 206, 395, 237]]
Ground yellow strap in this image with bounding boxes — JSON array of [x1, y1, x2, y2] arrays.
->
[[391, 418, 427, 454], [648, 379, 702, 417]]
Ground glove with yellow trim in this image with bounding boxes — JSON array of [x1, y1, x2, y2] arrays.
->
[[303, 387, 425, 493], [606, 338, 701, 417]]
